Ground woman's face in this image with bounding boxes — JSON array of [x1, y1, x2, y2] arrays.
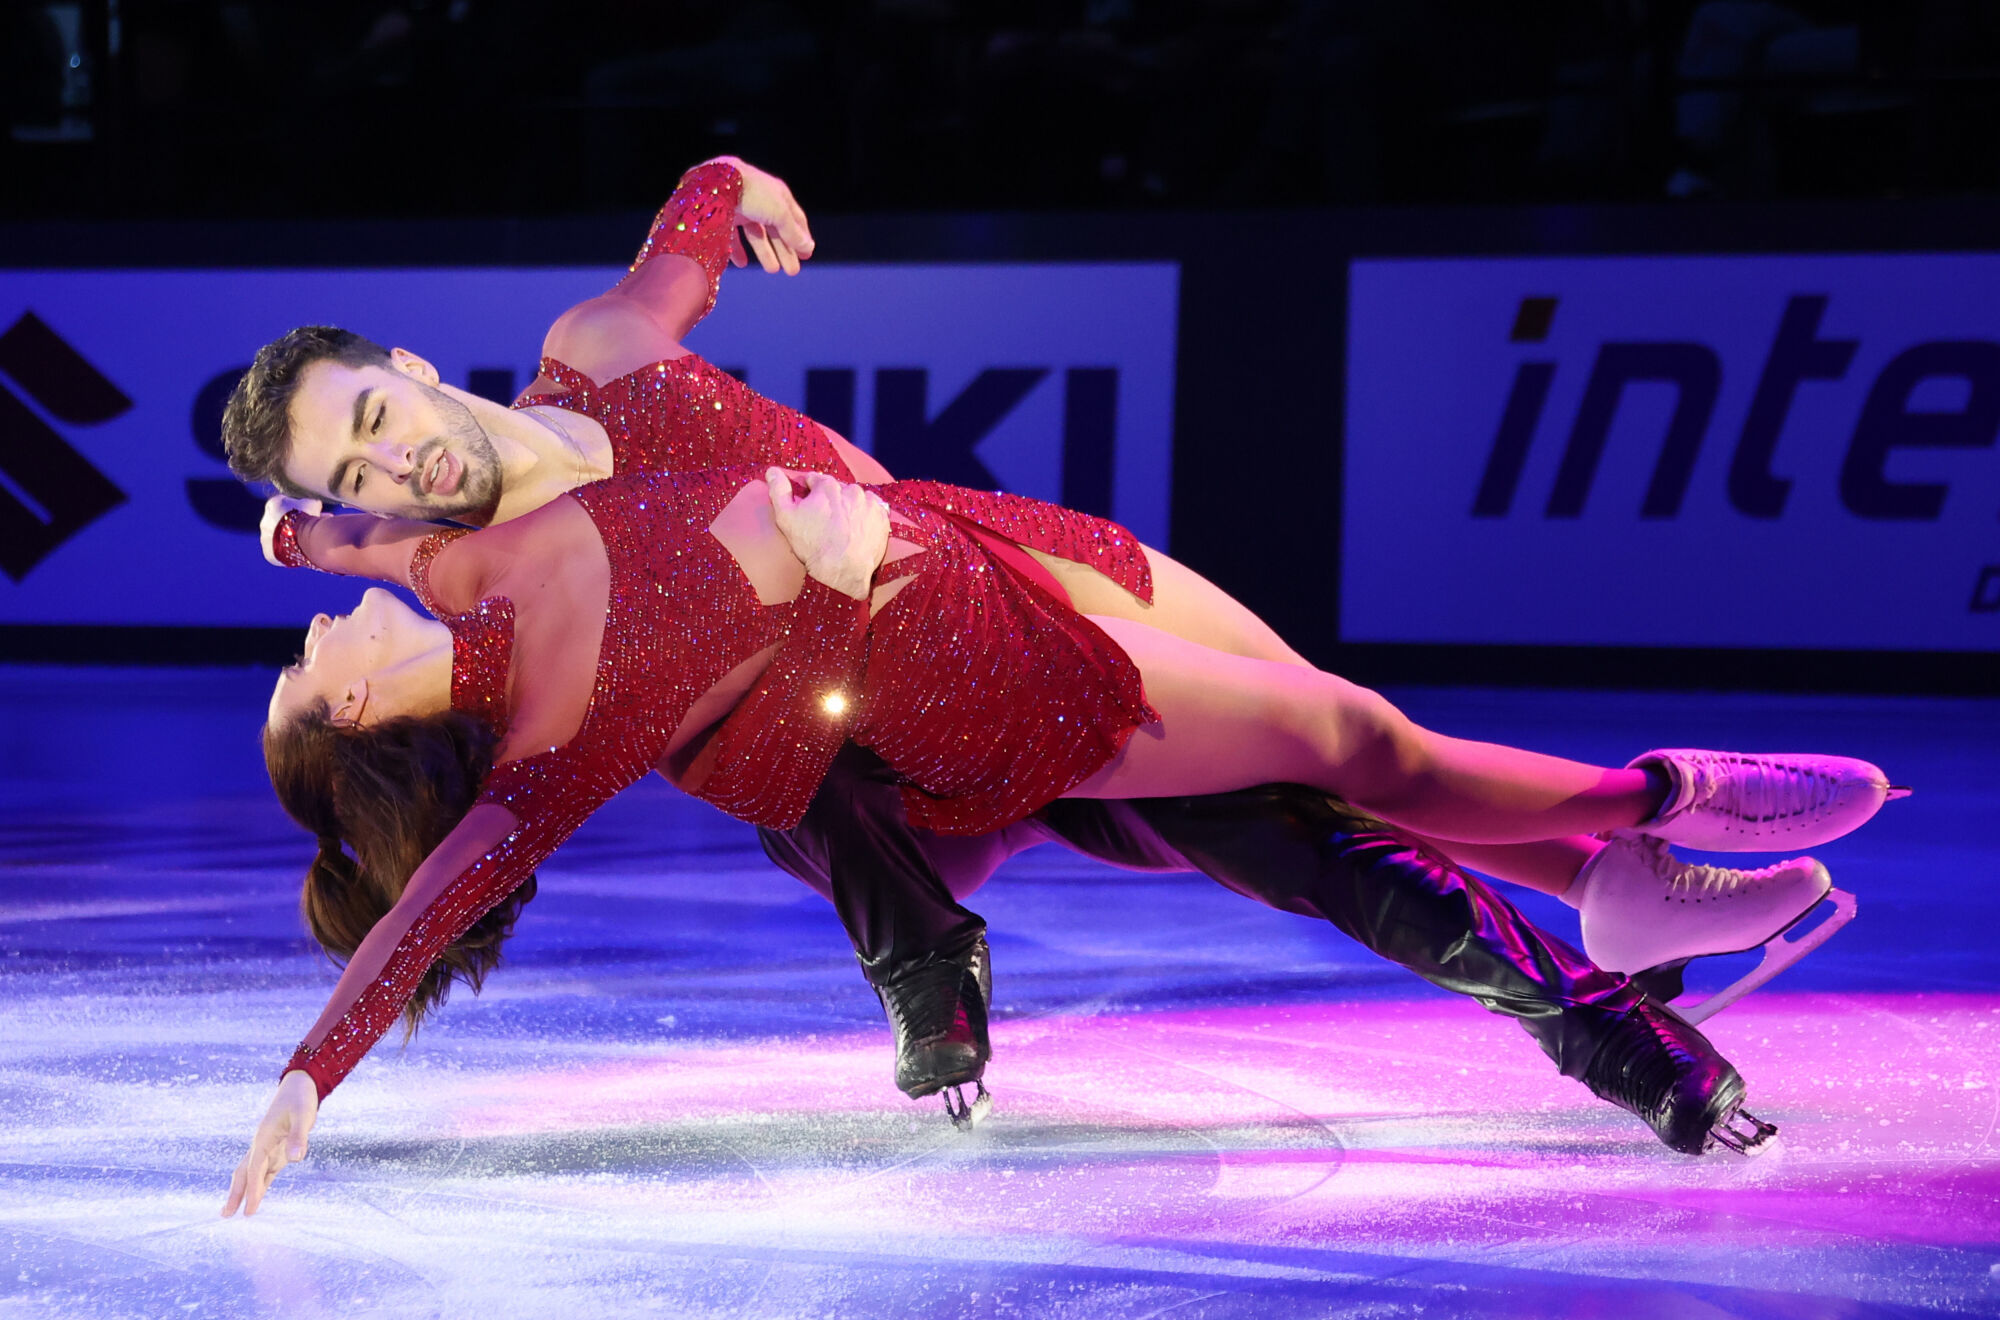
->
[[268, 587, 437, 729]]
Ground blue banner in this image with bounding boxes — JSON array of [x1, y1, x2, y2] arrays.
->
[[1345, 255, 2000, 651]]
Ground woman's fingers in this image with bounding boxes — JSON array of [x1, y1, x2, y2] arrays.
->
[[244, 1136, 286, 1216], [221, 1161, 248, 1217], [728, 227, 749, 270], [742, 223, 780, 274], [785, 201, 814, 259]]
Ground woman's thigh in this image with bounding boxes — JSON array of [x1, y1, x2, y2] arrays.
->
[[1065, 615, 1400, 801], [1026, 543, 1312, 667]]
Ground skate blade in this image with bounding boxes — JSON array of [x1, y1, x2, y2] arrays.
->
[[944, 1081, 992, 1131], [1884, 785, 1913, 801], [1710, 1107, 1779, 1157], [1676, 888, 1856, 1026]]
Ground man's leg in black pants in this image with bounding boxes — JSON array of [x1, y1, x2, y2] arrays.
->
[[756, 743, 1015, 1109], [756, 752, 1770, 1151], [1033, 787, 1641, 1079], [1034, 786, 1773, 1152]]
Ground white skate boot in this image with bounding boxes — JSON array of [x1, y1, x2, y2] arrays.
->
[[1577, 835, 1856, 1025], [1626, 749, 1905, 851]]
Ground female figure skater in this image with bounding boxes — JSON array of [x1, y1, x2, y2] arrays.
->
[[221, 445, 1894, 1214]]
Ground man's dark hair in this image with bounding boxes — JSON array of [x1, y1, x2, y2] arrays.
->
[[221, 326, 393, 496]]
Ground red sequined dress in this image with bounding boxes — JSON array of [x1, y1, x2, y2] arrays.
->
[[281, 465, 1156, 1100]]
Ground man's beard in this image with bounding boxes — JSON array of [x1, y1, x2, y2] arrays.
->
[[416, 382, 503, 525]]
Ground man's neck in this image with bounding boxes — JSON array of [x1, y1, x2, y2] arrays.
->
[[461, 393, 615, 525]]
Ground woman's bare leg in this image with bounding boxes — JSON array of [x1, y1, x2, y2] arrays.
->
[[1027, 544, 1313, 667], [1037, 545, 1650, 859], [1066, 616, 1664, 845], [1419, 835, 1607, 898]]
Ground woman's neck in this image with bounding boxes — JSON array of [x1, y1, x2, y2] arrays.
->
[[375, 626, 457, 720]]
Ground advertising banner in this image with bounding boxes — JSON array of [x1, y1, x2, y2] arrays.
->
[[0, 263, 1177, 626], [1344, 255, 2000, 652]]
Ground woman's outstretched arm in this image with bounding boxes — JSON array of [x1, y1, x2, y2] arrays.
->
[[221, 802, 522, 1217], [259, 494, 452, 587], [541, 158, 814, 386]]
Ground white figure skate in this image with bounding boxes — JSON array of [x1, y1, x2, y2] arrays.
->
[[1626, 749, 1906, 851], [1578, 835, 1856, 1025]]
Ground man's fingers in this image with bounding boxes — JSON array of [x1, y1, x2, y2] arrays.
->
[[766, 468, 799, 516]]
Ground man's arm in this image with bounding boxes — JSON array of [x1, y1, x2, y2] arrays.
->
[[543, 158, 814, 387]]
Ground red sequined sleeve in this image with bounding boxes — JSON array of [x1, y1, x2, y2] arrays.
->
[[281, 791, 603, 1102], [694, 576, 874, 829], [626, 161, 744, 330], [267, 509, 315, 569], [264, 509, 454, 591]]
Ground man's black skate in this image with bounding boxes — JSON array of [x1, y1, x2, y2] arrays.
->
[[1583, 998, 1777, 1155], [873, 936, 993, 1129]]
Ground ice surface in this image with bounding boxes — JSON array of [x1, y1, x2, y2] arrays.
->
[[3, 669, 1998, 1318]]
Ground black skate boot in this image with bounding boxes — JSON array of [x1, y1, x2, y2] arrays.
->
[[873, 936, 993, 1129], [1583, 998, 1778, 1155]]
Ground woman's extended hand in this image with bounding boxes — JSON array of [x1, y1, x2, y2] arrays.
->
[[766, 469, 890, 600], [221, 1069, 319, 1218], [703, 155, 814, 275]]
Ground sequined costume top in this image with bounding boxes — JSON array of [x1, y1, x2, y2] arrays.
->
[[282, 467, 1154, 1100]]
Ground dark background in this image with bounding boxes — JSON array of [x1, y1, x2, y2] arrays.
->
[[10, 1, 2000, 218], [6, 1, 1999, 692]]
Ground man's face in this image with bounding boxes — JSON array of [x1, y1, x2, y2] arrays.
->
[[282, 352, 503, 522]]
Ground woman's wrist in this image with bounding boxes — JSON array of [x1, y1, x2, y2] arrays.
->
[[268, 509, 317, 570]]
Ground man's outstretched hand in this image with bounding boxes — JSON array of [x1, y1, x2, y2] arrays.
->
[[705, 156, 814, 276], [766, 469, 889, 600], [260, 494, 322, 567]]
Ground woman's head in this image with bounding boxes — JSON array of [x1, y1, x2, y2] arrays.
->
[[265, 594, 532, 1035], [269, 586, 452, 732]]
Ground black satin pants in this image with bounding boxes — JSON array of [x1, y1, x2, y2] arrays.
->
[[759, 744, 1643, 1080]]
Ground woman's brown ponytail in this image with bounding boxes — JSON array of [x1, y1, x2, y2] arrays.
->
[[265, 703, 537, 1038]]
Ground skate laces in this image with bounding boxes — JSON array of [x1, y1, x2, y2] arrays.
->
[[884, 959, 970, 1042], [1591, 1004, 1698, 1117], [1683, 752, 1837, 825], [1631, 835, 1773, 896]]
